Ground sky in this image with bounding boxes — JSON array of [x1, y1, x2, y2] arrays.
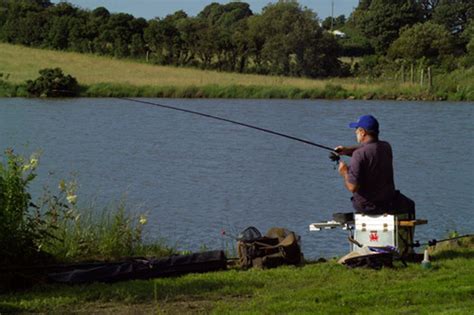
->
[[51, 0, 359, 20]]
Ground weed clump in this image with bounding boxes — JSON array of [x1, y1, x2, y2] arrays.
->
[[26, 68, 79, 97], [0, 149, 47, 265], [0, 149, 172, 266]]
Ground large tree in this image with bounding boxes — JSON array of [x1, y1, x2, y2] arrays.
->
[[45, 2, 80, 50], [350, 0, 422, 54], [388, 22, 454, 63], [195, 2, 253, 71], [0, 0, 51, 44], [432, 0, 473, 35], [432, 0, 473, 52], [256, 1, 343, 77], [144, 12, 187, 65]]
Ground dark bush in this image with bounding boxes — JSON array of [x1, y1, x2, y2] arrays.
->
[[26, 68, 79, 97]]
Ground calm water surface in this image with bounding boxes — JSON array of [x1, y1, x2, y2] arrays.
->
[[1, 98, 473, 258]]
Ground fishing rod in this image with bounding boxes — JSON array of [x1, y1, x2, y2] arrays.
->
[[118, 97, 339, 159], [414, 234, 474, 247]]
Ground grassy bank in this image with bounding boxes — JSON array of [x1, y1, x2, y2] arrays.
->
[[1, 151, 473, 313], [1, 238, 473, 314], [1, 43, 473, 100]]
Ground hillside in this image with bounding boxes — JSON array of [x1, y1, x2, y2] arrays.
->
[[1, 43, 473, 100], [0, 43, 340, 89]]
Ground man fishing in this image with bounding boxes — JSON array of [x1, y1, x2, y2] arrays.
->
[[335, 114, 417, 255], [335, 115, 414, 216]]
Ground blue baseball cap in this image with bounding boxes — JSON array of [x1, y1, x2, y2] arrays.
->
[[349, 115, 379, 133]]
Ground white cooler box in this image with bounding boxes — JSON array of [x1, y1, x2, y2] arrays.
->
[[353, 213, 397, 251]]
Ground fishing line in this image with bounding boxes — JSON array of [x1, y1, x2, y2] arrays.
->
[[118, 97, 336, 153]]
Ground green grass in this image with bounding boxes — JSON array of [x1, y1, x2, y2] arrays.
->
[[1, 43, 473, 100], [1, 239, 473, 314], [81, 82, 351, 99], [432, 68, 474, 101]]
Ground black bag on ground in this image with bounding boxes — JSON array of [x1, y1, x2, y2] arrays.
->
[[48, 250, 227, 284], [237, 227, 302, 269]]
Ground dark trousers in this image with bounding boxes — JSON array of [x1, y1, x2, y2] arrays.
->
[[352, 190, 415, 218]]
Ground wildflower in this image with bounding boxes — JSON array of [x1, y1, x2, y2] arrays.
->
[[66, 194, 77, 205], [139, 215, 148, 225], [58, 180, 66, 191], [22, 164, 32, 172], [30, 157, 38, 168]]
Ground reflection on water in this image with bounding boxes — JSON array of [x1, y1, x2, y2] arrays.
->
[[1, 98, 473, 258]]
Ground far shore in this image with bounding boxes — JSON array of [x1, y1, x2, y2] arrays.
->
[[1, 81, 472, 101]]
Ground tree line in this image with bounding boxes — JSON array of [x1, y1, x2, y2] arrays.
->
[[0, 0, 346, 78], [0, 0, 472, 78], [343, 0, 473, 74]]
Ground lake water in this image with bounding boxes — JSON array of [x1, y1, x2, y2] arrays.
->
[[1, 98, 473, 259]]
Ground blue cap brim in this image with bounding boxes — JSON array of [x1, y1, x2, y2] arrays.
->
[[349, 122, 359, 128]]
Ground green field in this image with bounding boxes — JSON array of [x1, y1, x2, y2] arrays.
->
[[1, 239, 473, 314], [0, 43, 354, 88], [0, 43, 473, 100]]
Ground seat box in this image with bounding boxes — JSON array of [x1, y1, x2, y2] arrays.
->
[[354, 214, 397, 250]]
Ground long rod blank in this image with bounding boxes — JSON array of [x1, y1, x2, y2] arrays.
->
[[119, 97, 335, 152]]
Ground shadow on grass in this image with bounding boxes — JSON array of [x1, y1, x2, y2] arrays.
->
[[0, 303, 23, 313], [152, 275, 264, 299], [0, 272, 264, 312]]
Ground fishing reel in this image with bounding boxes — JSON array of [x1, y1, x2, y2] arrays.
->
[[329, 152, 340, 169]]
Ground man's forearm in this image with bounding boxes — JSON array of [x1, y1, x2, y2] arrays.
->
[[335, 145, 361, 157], [343, 173, 357, 192], [340, 167, 358, 193]]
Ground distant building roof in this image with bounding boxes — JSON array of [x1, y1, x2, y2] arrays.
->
[[331, 30, 346, 38]]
